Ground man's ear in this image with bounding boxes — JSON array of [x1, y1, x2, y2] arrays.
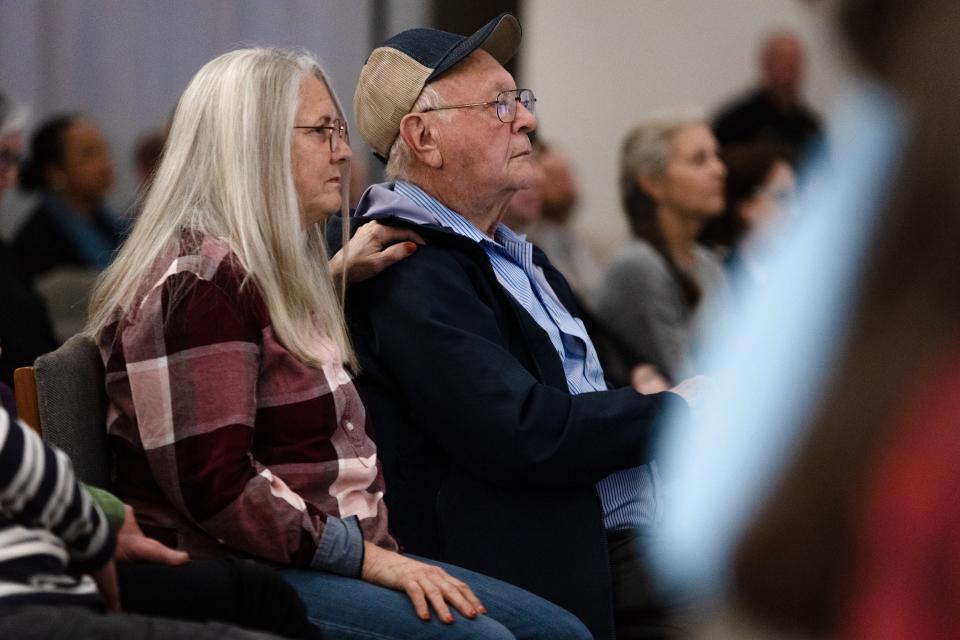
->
[[398, 113, 443, 169]]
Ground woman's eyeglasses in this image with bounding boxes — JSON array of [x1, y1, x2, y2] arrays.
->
[[293, 119, 348, 153]]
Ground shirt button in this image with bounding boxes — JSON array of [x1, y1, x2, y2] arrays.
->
[[345, 420, 355, 431]]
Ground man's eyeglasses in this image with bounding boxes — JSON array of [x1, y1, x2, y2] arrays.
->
[[293, 119, 348, 153], [422, 89, 537, 124]]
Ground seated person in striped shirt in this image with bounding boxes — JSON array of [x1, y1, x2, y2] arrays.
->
[[0, 405, 278, 639], [343, 15, 704, 640], [86, 47, 590, 640]]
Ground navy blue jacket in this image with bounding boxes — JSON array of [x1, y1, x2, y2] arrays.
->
[[333, 210, 686, 639]]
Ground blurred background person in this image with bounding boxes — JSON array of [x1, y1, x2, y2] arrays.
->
[[595, 107, 729, 385], [698, 141, 796, 284], [14, 114, 124, 278], [0, 92, 58, 389], [503, 141, 668, 393], [13, 114, 125, 340], [526, 141, 603, 300], [132, 128, 167, 193], [713, 29, 822, 161]]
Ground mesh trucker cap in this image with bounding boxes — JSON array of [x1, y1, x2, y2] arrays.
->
[[354, 13, 521, 161]]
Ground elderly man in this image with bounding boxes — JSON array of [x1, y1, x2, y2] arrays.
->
[[713, 29, 822, 158], [346, 14, 695, 639]]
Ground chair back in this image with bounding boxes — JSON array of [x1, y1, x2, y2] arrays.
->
[[33, 333, 111, 488], [13, 367, 40, 432]]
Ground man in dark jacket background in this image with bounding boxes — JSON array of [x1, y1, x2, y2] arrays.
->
[[713, 29, 822, 159], [345, 14, 701, 639]]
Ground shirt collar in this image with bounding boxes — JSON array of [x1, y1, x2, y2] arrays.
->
[[394, 180, 524, 249]]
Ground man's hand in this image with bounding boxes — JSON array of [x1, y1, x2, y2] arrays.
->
[[669, 374, 713, 411], [630, 364, 670, 394], [361, 542, 485, 623], [329, 221, 424, 285], [91, 559, 121, 612], [115, 504, 189, 566]]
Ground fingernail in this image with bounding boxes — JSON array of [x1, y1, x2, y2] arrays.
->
[[479, 607, 488, 614], [404, 242, 417, 253], [444, 615, 454, 624]]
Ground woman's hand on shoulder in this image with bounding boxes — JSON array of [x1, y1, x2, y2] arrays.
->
[[360, 542, 485, 623], [330, 222, 424, 285]]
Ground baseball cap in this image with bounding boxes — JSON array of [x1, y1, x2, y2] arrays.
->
[[354, 13, 521, 161]]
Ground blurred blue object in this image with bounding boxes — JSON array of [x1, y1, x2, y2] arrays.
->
[[651, 80, 906, 595]]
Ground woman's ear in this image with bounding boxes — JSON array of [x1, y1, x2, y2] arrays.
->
[[398, 113, 442, 169], [637, 172, 664, 202]]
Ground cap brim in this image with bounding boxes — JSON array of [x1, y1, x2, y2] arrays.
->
[[428, 13, 521, 81]]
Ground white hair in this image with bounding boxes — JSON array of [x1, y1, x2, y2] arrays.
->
[[385, 84, 444, 181], [87, 47, 356, 368]]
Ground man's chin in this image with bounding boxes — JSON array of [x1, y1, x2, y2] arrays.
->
[[509, 164, 537, 188]]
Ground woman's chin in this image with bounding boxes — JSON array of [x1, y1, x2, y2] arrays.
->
[[302, 200, 343, 227]]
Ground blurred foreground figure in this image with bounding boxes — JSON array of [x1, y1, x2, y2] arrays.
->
[[656, 1, 960, 638]]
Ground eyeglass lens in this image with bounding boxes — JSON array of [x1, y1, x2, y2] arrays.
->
[[329, 120, 343, 153], [496, 90, 536, 123]]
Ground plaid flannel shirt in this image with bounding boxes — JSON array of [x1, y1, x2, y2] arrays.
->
[[101, 236, 395, 577]]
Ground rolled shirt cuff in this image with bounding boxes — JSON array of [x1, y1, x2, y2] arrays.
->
[[311, 515, 364, 577]]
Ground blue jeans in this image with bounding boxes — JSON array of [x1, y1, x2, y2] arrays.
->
[[280, 555, 591, 640]]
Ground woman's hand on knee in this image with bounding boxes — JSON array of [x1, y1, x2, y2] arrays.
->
[[361, 542, 486, 623]]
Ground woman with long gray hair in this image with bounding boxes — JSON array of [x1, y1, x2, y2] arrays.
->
[[86, 47, 589, 640]]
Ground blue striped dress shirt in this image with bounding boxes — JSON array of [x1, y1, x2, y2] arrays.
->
[[394, 181, 661, 530]]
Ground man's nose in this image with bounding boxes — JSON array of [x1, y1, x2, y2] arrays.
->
[[513, 101, 537, 134]]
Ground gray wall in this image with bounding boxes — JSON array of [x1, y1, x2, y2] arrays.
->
[[0, 0, 382, 235], [520, 0, 856, 259]]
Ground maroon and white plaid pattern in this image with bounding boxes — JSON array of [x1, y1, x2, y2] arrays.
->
[[100, 236, 395, 567]]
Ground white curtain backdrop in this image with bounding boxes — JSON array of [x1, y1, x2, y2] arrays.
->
[[0, 0, 388, 235]]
